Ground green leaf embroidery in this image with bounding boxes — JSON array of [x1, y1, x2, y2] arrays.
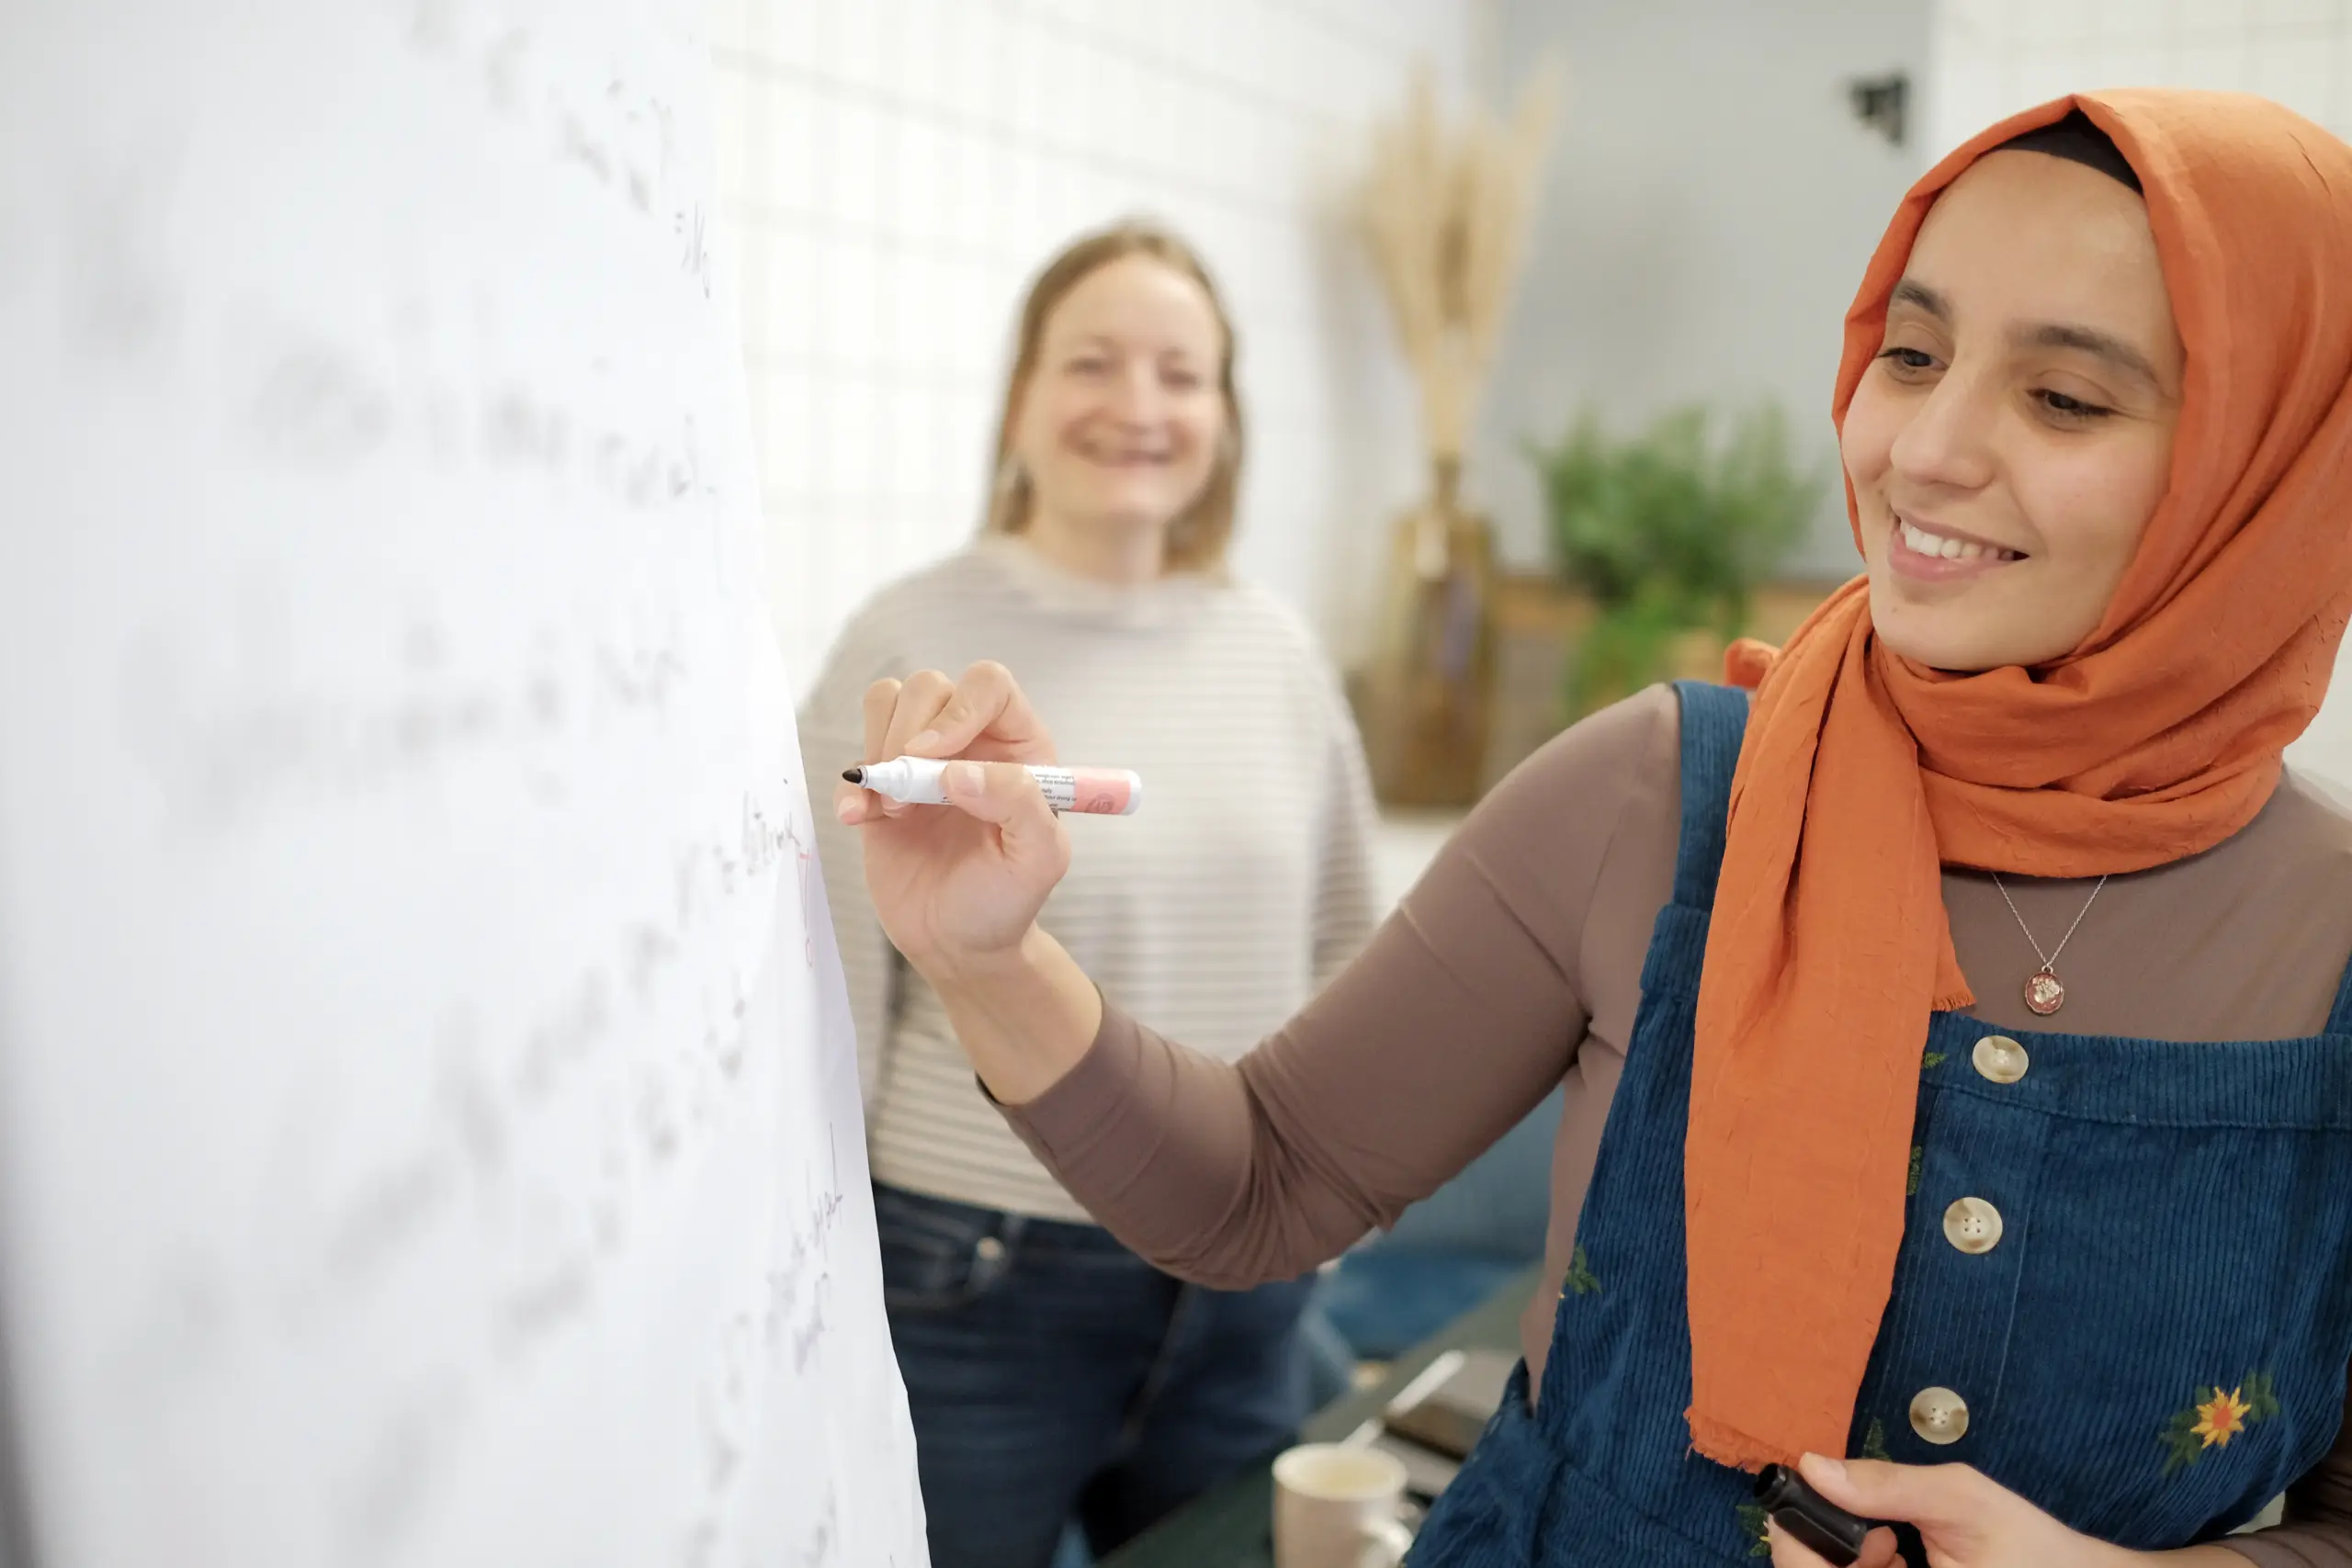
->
[[1564, 1246, 1601, 1297], [2158, 1373, 2278, 1475], [1905, 1145, 1923, 1197], [1735, 1501, 1772, 1557], [2160, 1405, 2209, 1476], [1860, 1417, 1890, 1461], [1922, 1048, 1948, 1070]]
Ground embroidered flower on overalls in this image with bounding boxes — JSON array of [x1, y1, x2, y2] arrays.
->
[[2160, 1371, 2278, 1474], [1562, 1246, 1600, 1297], [2194, 1389, 2252, 1447]]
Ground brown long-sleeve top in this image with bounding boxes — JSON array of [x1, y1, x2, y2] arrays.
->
[[996, 685, 2352, 1562]]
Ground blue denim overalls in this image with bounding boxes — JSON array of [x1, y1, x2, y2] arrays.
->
[[1410, 682, 2352, 1564]]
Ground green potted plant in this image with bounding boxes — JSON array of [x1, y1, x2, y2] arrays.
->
[[1525, 402, 1828, 714]]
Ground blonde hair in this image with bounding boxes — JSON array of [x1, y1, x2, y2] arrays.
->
[[981, 221, 1244, 573]]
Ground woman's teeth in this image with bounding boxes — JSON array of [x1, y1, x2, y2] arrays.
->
[[1899, 516, 2021, 562]]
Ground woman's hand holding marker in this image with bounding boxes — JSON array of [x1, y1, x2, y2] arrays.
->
[[833, 660, 1107, 1103], [831, 660, 1078, 981], [1763, 1454, 2226, 1568]]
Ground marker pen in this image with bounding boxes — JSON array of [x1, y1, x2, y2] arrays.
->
[[842, 757, 1143, 816], [1753, 1465, 1873, 1566]]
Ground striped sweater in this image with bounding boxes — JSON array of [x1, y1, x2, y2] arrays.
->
[[798, 535, 1379, 1222]]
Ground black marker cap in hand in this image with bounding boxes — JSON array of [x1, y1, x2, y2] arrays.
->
[[1754, 1465, 1872, 1566]]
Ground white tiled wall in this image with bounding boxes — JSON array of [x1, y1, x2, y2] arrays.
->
[[1927, 0, 2352, 785], [1928, 0, 2352, 161], [707, 0, 1478, 694]]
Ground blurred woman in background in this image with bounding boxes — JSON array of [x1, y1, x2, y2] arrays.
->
[[800, 221, 1379, 1568]]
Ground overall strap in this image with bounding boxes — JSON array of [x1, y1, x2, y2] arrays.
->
[[1668, 681, 1751, 914], [2329, 940, 2352, 1036]]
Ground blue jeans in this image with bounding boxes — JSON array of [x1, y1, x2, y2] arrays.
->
[[876, 1183, 1317, 1568]]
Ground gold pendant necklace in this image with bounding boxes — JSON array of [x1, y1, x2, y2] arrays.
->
[[1992, 872, 2109, 1017]]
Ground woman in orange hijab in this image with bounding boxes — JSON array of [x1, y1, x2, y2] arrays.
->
[[838, 90, 2352, 1566]]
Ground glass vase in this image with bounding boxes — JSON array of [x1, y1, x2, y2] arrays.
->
[[1356, 459, 1498, 808]]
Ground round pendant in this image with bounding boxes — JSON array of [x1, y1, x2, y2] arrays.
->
[[2024, 970, 2065, 1016]]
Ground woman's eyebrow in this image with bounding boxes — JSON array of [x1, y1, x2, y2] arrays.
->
[[1888, 276, 2164, 392], [2020, 321, 2165, 390], [1890, 278, 1949, 318]]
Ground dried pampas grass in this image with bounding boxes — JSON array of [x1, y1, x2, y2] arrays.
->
[[1363, 56, 1564, 476]]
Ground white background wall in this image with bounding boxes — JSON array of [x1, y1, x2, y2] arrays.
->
[[1473, 0, 1935, 580], [708, 0, 1479, 693], [1928, 0, 2352, 162], [1926, 0, 2352, 785]]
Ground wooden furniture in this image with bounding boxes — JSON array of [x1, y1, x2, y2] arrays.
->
[[1470, 574, 1844, 795]]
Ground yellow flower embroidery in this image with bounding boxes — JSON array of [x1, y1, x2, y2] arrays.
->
[[2191, 1388, 2252, 1450], [2161, 1371, 2278, 1474]]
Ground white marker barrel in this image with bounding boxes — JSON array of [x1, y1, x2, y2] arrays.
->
[[846, 757, 1142, 816]]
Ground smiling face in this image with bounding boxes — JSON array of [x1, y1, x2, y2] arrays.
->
[[1009, 252, 1227, 545], [1841, 148, 2188, 671]]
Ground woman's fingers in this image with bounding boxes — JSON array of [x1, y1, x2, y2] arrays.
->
[[844, 664, 1059, 825], [882, 669, 958, 762], [1765, 1520, 1900, 1568], [859, 677, 901, 762], [908, 660, 1056, 761], [833, 780, 876, 826], [1766, 1457, 1914, 1568], [939, 761, 1062, 851], [1766, 1521, 1833, 1568], [846, 671, 954, 818], [848, 678, 905, 818], [1799, 1454, 1990, 1539]]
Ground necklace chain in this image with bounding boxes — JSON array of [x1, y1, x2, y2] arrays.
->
[[1991, 872, 2109, 973]]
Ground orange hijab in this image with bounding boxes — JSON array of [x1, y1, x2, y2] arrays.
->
[[1685, 89, 2352, 1471]]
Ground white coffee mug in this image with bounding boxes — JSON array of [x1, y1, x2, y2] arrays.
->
[[1272, 1442, 1414, 1568]]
